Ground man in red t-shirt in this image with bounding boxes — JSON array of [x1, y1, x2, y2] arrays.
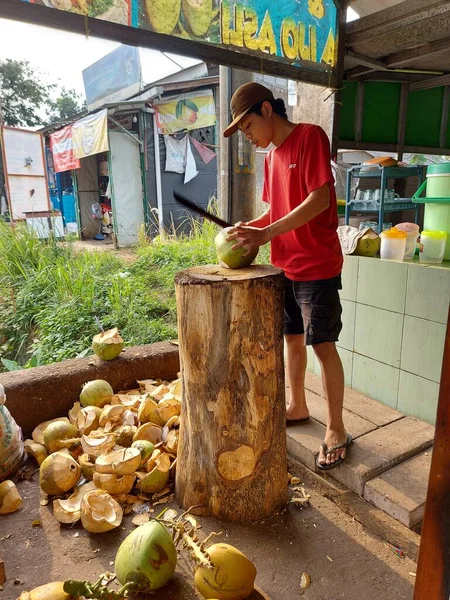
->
[[224, 82, 351, 470]]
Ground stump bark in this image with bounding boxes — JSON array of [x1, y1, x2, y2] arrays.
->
[[174, 265, 287, 521]]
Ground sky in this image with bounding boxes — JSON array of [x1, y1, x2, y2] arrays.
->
[[0, 7, 359, 102], [0, 18, 201, 101]]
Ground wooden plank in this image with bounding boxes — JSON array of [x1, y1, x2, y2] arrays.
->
[[413, 304, 450, 599], [338, 139, 450, 156], [440, 86, 450, 148], [331, 7, 349, 158], [346, 0, 449, 41], [410, 73, 450, 91], [386, 38, 450, 68], [396, 83, 409, 160], [347, 50, 390, 71], [355, 82, 365, 143]]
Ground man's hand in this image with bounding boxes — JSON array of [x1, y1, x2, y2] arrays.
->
[[226, 224, 271, 257]]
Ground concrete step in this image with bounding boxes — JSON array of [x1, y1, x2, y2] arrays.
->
[[287, 371, 435, 527], [364, 450, 432, 529], [287, 414, 434, 496]]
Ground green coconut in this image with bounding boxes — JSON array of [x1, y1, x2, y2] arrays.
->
[[79, 379, 114, 408], [354, 229, 381, 257], [215, 227, 259, 269], [92, 327, 124, 361], [131, 440, 155, 467], [115, 520, 177, 592], [43, 421, 79, 454], [145, 0, 181, 34]]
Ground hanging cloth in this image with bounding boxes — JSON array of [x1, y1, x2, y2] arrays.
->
[[164, 135, 187, 174], [189, 135, 216, 165]]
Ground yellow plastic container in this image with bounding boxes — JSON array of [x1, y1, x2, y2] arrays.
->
[[419, 230, 448, 264], [379, 228, 407, 261]]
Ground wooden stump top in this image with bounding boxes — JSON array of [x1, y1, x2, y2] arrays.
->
[[175, 264, 283, 284]]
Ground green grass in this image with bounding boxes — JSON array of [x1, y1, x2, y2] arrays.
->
[[0, 219, 270, 370]]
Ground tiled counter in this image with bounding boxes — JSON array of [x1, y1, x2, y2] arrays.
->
[[307, 255, 450, 424]]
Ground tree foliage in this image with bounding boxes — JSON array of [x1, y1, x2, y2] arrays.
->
[[0, 59, 55, 127], [0, 59, 86, 128], [47, 87, 86, 124]]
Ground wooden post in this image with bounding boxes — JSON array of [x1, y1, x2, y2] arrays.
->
[[174, 265, 287, 522], [413, 303, 450, 599]]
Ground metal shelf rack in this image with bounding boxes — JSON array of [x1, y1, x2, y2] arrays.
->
[[345, 164, 423, 228]]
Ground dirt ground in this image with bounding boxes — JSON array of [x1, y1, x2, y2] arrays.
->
[[1, 460, 417, 600]]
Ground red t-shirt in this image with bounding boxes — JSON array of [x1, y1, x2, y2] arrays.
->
[[262, 123, 343, 281]]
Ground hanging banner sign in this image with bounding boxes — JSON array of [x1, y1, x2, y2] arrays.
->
[[19, 0, 338, 78], [50, 125, 81, 173], [155, 90, 216, 135], [71, 109, 109, 159]]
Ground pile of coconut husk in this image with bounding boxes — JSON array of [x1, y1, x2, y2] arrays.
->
[[22, 376, 181, 533]]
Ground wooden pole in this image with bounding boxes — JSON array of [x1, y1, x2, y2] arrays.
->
[[175, 265, 287, 521], [413, 303, 450, 599]]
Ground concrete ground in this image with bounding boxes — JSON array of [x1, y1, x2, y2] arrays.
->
[[1, 457, 418, 600]]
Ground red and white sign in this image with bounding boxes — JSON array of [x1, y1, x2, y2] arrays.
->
[[50, 126, 80, 173]]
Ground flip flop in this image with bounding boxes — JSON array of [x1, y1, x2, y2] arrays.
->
[[286, 417, 310, 425], [316, 433, 353, 471]]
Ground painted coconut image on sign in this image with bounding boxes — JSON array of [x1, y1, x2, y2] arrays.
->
[[139, 0, 220, 42], [39, 0, 131, 25]]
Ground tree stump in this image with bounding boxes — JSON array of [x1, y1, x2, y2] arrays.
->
[[174, 265, 287, 521]]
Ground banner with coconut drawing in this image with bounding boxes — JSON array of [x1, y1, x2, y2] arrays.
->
[[21, 0, 338, 72], [154, 90, 216, 135]]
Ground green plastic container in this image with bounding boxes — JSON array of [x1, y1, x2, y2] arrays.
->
[[412, 164, 450, 260]]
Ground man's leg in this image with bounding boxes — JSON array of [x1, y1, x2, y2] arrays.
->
[[313, 341, 348, 466], [285, 333, 309, 420]]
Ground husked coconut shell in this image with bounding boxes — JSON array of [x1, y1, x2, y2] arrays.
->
[[79, 453, 96, 480], [43, 421, 79, 454], [0, 480, 23, 514], [53, 481, 96, 524], [148, 398, 180, 427], [115, 425, 137, 447], [24, 439, 48, 466], [168, 378, 182, 400], [93, 472, 136, 495], [131, 440, 155, 467], [76, 406, 102, 435], [92, 327, 124, 361], [133, 423, 163, 445], [165, 429, 179, 455], [138, 453, 170, 494], [80, 489, 123, 533], [68, 402, 82, 425], [95, 448, 141, 475], [81, 432, 116, 457], [39, 451, 81, 496], [99, 405, 128, 429], [111, 394, 142, 409], [32, 418, 71, 445], [137, 397, 159, 423], [149, 384, 170, 401]]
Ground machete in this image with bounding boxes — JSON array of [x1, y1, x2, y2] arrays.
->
[[173, 190, 231, 228]]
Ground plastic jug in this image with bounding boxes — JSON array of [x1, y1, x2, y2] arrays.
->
[[379, 228, 407, 261], [396, 223, 420, 260], [419, 230, 447, 264]]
